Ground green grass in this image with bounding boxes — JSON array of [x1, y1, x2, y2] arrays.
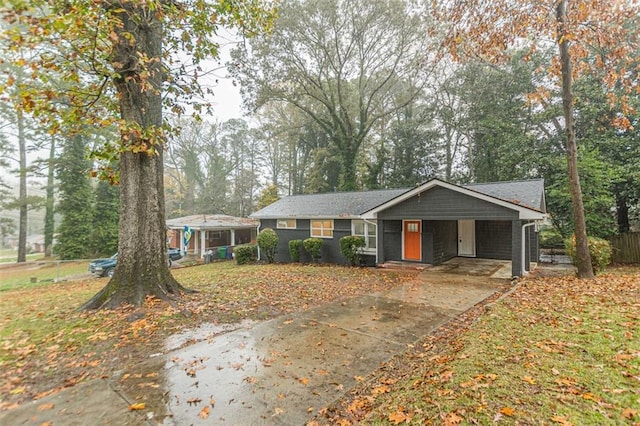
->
[[0, 262, 416, 408], [0, 252, 45, 263], [0, 261, 91, 291], [332, 268, 640, 425]]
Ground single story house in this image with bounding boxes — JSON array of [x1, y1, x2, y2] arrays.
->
[[249, 178, 547, 277], [166, 214, 259, 258]]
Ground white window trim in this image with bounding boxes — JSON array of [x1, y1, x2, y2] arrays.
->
[[351, 220, 377, 253], [310, 219, 334, 239], [276, 219, 297, 229]]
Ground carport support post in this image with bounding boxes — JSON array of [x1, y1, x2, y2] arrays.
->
[[511, 220, 522, 277], [377, 220, 385, 264]]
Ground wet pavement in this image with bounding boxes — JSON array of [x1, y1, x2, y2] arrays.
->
[[1, 269, 507, 426]]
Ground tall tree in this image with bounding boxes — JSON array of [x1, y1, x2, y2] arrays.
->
[[233, 0, 435, 190], [43, 135, 56, 257], [455, 53, 541, 182], [2, 1, 273, 308], [55, 135, 93, 259], [222, 119, 259, 216], [90, 179, 120, 257], [0, 61, 44, 262], [438, 0, 639, 278]]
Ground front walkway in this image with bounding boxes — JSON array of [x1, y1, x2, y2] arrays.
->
[[1, 271, 508, 425]]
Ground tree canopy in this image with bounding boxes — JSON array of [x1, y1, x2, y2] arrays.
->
[[1, 0, 274, 308]]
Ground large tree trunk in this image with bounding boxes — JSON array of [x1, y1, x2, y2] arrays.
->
[[556, 0, 594, 279], [82, 2, 190, 310], [44, 135, 55, 257], [16, 108, 27, 263]]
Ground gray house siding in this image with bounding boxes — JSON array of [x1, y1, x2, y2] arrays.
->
[[381, 220, 403, 262], [259, 218, 352, 265], [476, 221, 512, 260], [430, 220, 458, 264], [378, 187, 518, 220]]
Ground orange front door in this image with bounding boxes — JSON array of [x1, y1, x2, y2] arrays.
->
[[403, 220, 421, 260]]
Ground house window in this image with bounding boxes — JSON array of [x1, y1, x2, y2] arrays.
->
[[277, 219, 297, 229], [310, 220, 334, 238], [352, 220, 376, 251], [407, 222, 419, 232]]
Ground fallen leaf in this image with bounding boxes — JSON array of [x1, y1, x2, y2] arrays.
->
[[129, 402, 145, 411], [199, 406, 210, 419], [272, 407, 284, 416], [550, 415, 573, 425], [522, 375, 536, 385], [372, 385, 390, 395], [187, 397, 202, 405], [444, 411, 463, 425], [389, 409, 412, 424], [500, 407, 515, 416], [38, 403, 55, 411], [298, 377, 309, 385], [622, 408, 637, 419]]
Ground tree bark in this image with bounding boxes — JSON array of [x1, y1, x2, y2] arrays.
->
[[16, 108, 27, 263], [556, 0, 594, 279], [82, 2, 190, 310], [44, 135, 55, 257]]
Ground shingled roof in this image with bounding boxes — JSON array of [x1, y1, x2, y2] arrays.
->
[[166, 214, 258, 229], [464, 179, 546, 212], [250, 178, 546, 219], [250, 188, 408, 219]]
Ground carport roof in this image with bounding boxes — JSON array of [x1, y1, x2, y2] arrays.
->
[[250, 178, 546, 220], [166, 214, 258, 230], [363, 178, 546, 220]]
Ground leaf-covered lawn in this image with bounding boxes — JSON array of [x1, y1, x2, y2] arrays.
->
[[315, 266, 640, 425], [0, 261, 416, 410]]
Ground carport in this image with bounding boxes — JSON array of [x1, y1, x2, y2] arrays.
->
[[362, 179, 547, 277]]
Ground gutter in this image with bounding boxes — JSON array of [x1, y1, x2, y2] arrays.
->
[[521, 221, 540, 275]]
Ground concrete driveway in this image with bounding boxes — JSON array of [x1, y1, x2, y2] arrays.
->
[[1, 270, 507, 426]]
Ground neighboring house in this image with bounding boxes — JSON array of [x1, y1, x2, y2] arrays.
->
[[166, 214, 259, 258], [26, 234, 47, 253], [250, 178, 547, 277]]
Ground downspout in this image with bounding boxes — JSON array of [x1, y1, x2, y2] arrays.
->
[[521, 221, 539, 275], [256, 222, 261, 262], [363, 218, 378, 265]]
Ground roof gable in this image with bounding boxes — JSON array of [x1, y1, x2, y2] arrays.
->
[[362, 178, 546, 220], [250, 178, 546, 221]]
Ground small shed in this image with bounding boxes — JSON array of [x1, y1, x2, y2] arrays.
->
[[166, 214, 259, 258]]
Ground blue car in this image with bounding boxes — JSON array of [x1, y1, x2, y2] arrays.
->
[[89, 249, 183, 277]]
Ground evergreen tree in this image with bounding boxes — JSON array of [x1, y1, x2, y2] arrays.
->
[[90, 180, 119, 256], [55, 135, 93, 259]]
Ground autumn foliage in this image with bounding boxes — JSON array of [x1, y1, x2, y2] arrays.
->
[[316, 267, 640, 424], [565, 235, 612, 274]]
